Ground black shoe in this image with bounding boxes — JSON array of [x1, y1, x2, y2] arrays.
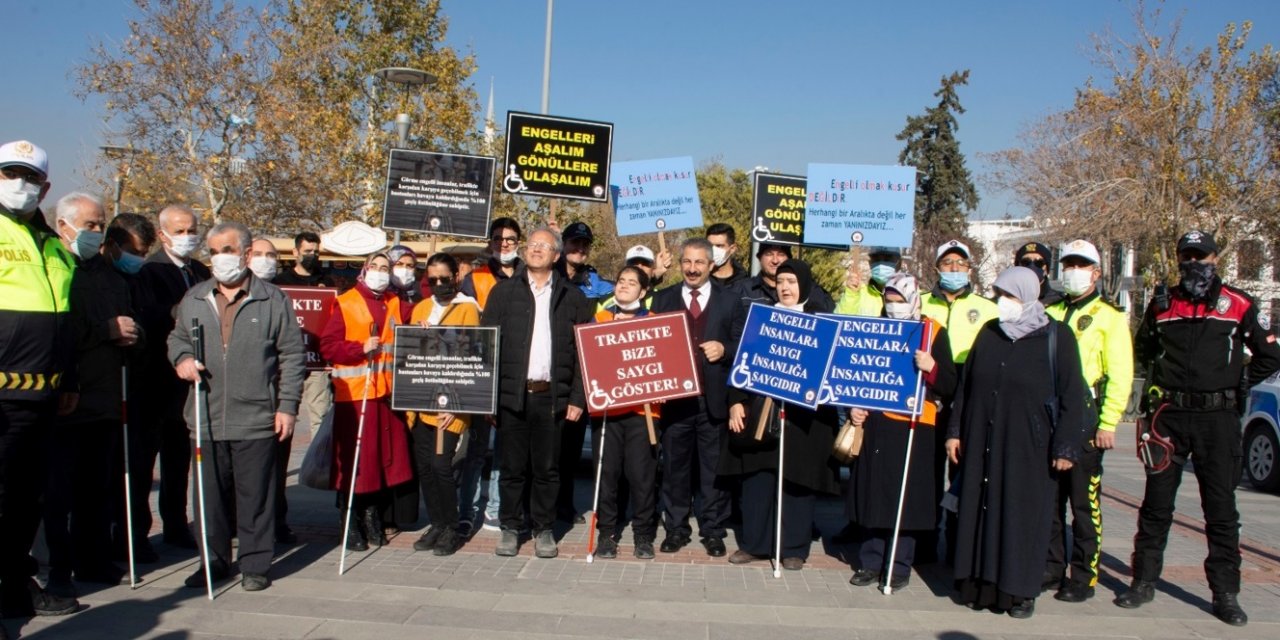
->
[[596, 535, 618, 559], [634, 539, 655, 560], [433, 529, 461, 557], [701, 537, 726, 557], [1114, 580, 1155, 609], [1054, 581, 1095, 603], [1, 578, 79, 618], [850, 569, 878, 587], [163, 527, 198, 549], [275, 526, 297, 545], [414, 526, 444, 552], [45, 572, 76, 600], [362, 507, 388, 546], [1007, 598, 1035, 619], [1041, 572, 1063, 592], [1212, 592, 1248, 626], [889, 573, 909, 590], [344, 510, 369, 551], [558, 510, 585, 524], [184, 560, 230, 589], [241, 573, 271, 592], [659, 533, 690, 553]]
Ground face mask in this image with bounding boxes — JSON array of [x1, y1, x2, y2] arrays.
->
[[392, 266, 415, 289], [870, 262, 896, 285], [1179, 260, 1216, 299], [164, 230, 200, 258], [938, 271, 969, 292], [0, 178, 41, 215], [363, 270, 390, 293], [249, 256, 278, 281], [885, 302, 914, 320], [114, 251, 145, 275], [498, 249, 518, 265], [1062, 268, 1095, 297], [299, 254, 320, 272], [210, 253, 246, 284], [997, 296, 1024, 323], [712, 246, 729, 267], [431, 278, 457, 300], [62, 224, 104, 260]]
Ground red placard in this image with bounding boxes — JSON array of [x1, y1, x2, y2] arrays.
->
[[279, 287, 338, 371], [574, 311, 702, 412]]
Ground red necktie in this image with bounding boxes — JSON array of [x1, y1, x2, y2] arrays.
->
[[689, 288, 702, 319]]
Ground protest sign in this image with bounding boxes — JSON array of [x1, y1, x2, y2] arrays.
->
[[382, 149, 495, 238], [611, 157, 703, 236], [750, 173, 807, 246], [502, 111, 614, 202], [279, 287, 337, 371], [803, 164, 917, 248], [728, 304, 841, 409], [818, 315, 926, 414], [574, 312, 701, 412], [391, 326, 498, 414]]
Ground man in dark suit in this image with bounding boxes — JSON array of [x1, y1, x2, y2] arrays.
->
[[650, 238, 742, 557], [130, 204, 210, 557]]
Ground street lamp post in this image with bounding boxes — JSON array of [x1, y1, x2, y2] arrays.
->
[[100, 144, 138, 216], [373, 67, 436, 243]]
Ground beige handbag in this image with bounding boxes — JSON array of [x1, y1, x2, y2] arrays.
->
[[832, 415, 864, 463]]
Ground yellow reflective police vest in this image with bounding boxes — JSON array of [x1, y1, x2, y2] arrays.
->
[[1046, 293, 1134, 431], [0, 211, 74, 396], [921, 290, 998, 365], [834, 283, 884, 317]]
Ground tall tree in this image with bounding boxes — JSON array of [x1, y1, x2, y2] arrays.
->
[[896, 70, 981, 277]]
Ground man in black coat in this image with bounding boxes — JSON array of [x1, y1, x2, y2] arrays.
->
[[650, 237, 743, 557], [132, 204, 210, 553], [481, 226, 591, 559]]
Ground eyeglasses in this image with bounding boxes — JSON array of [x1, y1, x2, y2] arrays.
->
[[1018, 258, 1047, 269], [426, 276, 454, 285], [491, 235, 519, 246], [938, 258, 969, 268], [0, 166, 44, 185], [527, 241, 554, 252]]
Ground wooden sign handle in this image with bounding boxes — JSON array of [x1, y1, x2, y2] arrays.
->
[[644, 404, 657, 446]]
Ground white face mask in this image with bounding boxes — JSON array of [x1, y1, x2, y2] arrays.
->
[[210, 253, 246, 284], [498, 249, 518, 265], [0, 178, 41, 215], [363, 270, 390, 293], [392, 266, 415, 288], [61, 223, 104, 260], [249, 255, 278, 281], [712, 246, 729, 267], [1062, 268, 1094, 297], [885, 302, 914, 320], [997, 296, 1024, 323], [164, 230, 201, 258]]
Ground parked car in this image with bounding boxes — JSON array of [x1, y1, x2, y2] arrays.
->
[[1242, 373, 1280, 492]]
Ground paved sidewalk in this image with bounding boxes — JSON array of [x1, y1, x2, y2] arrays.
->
[[10, 421, 1280, 639]]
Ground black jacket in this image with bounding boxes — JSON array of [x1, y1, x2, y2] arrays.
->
[[735, 274, 836, 311], [482, 271, 591, 413], [649, 280, 743, 423], [134, 250, 211, 418], [63, 255, 146, 424], [710, 260, 750, 289]]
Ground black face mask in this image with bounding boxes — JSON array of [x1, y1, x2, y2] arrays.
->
[[432, 279, 457, 300], [1178, 260, 1216, 299], [299, 254, 320, 272]]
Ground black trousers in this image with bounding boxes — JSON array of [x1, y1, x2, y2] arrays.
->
[[133, 412, 190, 537], [595, 413, 658, 541], [44, 419, 120, 575], [274, 434, 292, 534], [661, 407, 729, 540], [1132, 407, 1242, 593], [860, 528, 918, 580], [412, 425, 461, 530], [0, 400, 52, 590], [739, 470, 815, 559], [498, 391, 561, 533], [556, 414, 588, 518], [1047, 444, 1103, 587], [192, 437, 277, 576]]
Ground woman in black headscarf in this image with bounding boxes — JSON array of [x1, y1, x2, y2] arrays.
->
[[722, 259, 841, 570], [945, 266, 1089, 619]]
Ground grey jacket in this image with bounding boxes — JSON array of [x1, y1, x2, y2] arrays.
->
[[167, 274, 305, 441]]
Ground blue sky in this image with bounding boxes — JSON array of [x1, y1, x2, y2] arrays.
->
[[5, 0, 1279, 219]]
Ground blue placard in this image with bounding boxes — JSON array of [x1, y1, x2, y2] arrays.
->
[[802, 163, 917, 248], [611, 156, 703, 236], [818, 314, 926, 414], [728, 303, 841, 409]]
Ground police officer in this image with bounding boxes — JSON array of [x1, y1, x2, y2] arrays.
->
[[1013, 241, 1065, 306], [1043, 240, 1134, 602], [835, 246, 901, 317], [1117, 231, 1280, 626]]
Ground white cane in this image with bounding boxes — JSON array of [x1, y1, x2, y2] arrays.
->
[[586, 410, 608, 563], [773, 402, 787, 579], [191, 320, 214, 600], [120, 365, 137, 589], [340, 322, 378, 576], [883, 320, 934, 596]]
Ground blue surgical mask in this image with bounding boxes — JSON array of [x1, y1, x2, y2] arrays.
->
[[939, 271, 969, 292], [870, 262, 896, 285], [114, 251, 145, 275]]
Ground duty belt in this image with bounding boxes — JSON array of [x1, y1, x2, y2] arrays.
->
[[1156, 387, 1236, 410]]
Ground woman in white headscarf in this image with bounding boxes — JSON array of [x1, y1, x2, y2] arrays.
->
[[944, 266, 1089, 619], [846, 273, 957, 590]]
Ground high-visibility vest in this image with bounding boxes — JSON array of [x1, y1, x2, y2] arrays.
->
[[884, 319, 942, 427], [0, 213, 74, 395], [921, 289, 997, 365], [330, 289, 400, 402], [471, 267, 498, 310]]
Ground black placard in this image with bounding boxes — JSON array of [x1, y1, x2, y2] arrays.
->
[[391, 326, 498, 414], [502, 111, 613, 202], [751, 172, 807, 246], [382, 149, 495, 238]]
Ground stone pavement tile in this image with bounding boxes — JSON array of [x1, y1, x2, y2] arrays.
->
[[303, 619, 494, 640], [553, 614, 709, 639], [258, 576, 372, 601], [1173, 619, 1280, 639], [151, 607, 323, 638], [704, 585, 842, 608], [775, 606, 925, 630], [710, 622, 885, 640], [354, 583, 503, 610], [265, 594, 419, 624], [631, 599, 780, 624], [403, 604, 564, 634]]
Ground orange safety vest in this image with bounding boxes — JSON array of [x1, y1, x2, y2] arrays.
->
[[330, 289, 401, 402], [471, 267, 498, 310], [884, 319, 942, 427]]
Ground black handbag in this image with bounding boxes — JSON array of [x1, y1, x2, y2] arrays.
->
[[1046, 321, 1099, 432]]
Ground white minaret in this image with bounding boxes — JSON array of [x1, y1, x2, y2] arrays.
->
[[483, 77, 496, 153]]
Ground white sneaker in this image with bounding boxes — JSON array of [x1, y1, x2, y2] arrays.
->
[[481, 516, 501, 532]]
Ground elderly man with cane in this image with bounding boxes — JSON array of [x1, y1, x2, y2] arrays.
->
[[169, 221, 305, 595]]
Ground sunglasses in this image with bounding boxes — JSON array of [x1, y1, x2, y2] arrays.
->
[[426, 276, 454, 285], [1018, 258, 1047, 269]]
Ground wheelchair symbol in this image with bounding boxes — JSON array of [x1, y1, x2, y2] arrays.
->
[[751, 216, 775, 242], [730, 353, 752, 388], [587, 380, 612, 411], [817, 382, 835, 405], [503, 164, 527, 192]]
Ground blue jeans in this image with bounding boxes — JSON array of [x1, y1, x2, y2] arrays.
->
[[456, 421, 494, 523]]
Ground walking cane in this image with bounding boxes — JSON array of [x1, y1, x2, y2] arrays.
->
[[191, 319, 214, 600], [586, 410, 608, 563], [882, 320, 934, 596], [339, 322, 378, 576], [120, 365, 137, 589], [773, 402, 787, 579]]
